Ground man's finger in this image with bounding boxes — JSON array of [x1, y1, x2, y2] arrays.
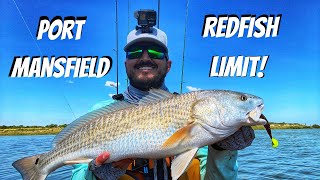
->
[[95, 152, 110, 166]]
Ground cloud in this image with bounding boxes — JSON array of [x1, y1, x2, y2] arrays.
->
[[66, 80, 74, 84], [186, 86, 201, 91], [105, 81, 120, 88], [108, 94, 115, 98]]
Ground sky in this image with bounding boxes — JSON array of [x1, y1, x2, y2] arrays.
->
[[0, 0, 319, 126]]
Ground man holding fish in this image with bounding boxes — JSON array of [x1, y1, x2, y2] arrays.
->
[[71, 27, 255, 180]]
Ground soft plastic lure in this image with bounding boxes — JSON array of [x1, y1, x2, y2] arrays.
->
[[260, 114, 279, 148]]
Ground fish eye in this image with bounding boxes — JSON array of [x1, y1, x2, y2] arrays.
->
[[240, 95, 247, 101]]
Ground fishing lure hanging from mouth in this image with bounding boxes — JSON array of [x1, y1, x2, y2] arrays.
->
[[260, 114, 279, 148]]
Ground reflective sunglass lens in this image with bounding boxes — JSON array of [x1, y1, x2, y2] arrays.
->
[[127, 50, 143, 59], [148, 49, 165, 59]]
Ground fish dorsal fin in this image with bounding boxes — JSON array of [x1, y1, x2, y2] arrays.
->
[[53, 101, 134, 147], [137, 88, 174, 105], [171, 148, 199, 180]]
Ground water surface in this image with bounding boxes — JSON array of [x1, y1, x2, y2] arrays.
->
[[0, 129, 319, 179]]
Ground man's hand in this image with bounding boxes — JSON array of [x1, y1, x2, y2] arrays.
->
[[212, 126, 255, 151], [89, 152, 134, 180], [95, 151, 134, 170], [95, 152, 133, 170]]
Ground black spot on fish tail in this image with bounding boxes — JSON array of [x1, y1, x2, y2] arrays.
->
[[13, 154, 47, 180], [35, 158, 39, 165]]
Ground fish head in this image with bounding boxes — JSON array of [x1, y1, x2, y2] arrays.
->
[[195, 90, 267, 128]]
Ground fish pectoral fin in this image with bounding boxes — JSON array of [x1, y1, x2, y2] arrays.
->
[[162, 123, 194, 148], [64, 158, 93, 165], [171, 148, 199, 180]]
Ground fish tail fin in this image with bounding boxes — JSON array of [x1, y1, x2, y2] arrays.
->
[[12, 154, 47, 180]]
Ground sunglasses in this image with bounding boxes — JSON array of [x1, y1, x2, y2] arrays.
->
[[126, 46, 167, 60]]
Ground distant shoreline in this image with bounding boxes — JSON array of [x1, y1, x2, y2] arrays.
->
[[0, 124, 66, 136], [252, 122, 320, 130], [0, 123, 319, 136]]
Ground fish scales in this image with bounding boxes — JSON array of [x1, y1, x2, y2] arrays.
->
[[101, 92, 196, 159], [39, 92, 196, 172]]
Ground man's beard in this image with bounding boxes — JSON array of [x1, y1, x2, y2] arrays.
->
[[127, 65, 167, 91]]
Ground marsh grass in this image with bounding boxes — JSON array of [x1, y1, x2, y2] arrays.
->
[[252, 122, 319, 130], [0, 127, 64, 136], [0, 124, 66, 136]]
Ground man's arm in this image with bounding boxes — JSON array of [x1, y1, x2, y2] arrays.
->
[[197, 126, 255, 180], [71, 152, 131, 180], [71, 164, 96, 180], [204, 147, 238, 180]]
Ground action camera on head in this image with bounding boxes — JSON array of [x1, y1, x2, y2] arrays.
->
[[134, 10, 157, 33]]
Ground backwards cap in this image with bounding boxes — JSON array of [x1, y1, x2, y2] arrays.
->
[[124, 27, 168, 52]]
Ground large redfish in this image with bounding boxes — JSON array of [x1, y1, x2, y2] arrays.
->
[[13, 89, 266, 180]]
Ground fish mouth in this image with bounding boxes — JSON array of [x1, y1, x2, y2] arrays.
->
[[246, 104, 267, 125]]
